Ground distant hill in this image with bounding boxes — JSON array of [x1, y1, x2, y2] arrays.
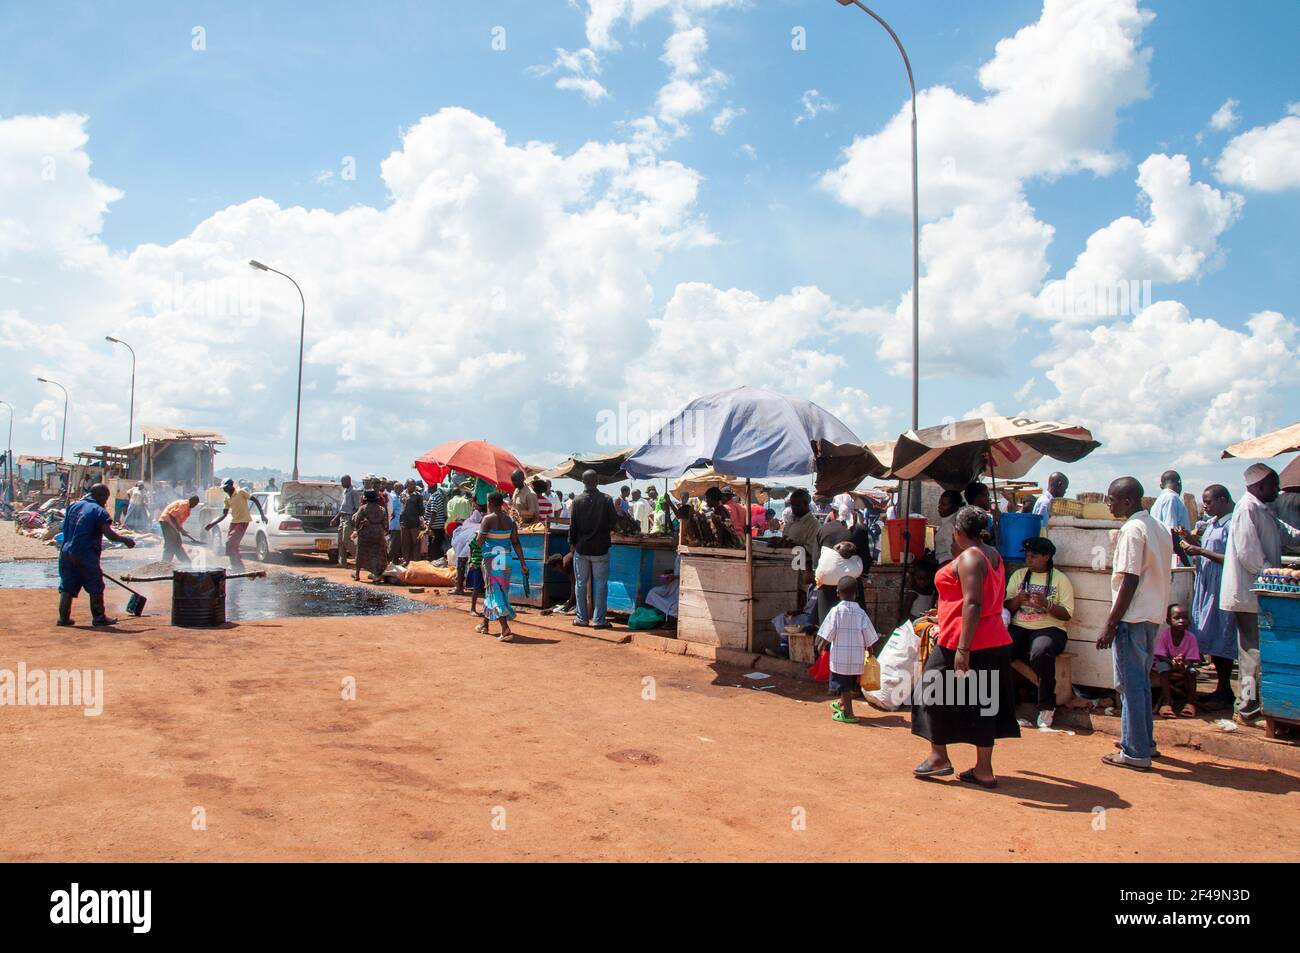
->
[[215, 466, 338, 484]]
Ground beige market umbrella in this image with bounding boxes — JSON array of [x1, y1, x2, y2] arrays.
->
[[1221, 422, 1300, 459], [888, 416, 1100, 489]]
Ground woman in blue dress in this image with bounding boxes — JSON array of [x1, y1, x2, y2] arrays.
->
[[476, 491, 530, 643], [1179, 484, 1236, 710]]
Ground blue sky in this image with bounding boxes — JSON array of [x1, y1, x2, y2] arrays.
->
[[2, 0, 1297, 497]]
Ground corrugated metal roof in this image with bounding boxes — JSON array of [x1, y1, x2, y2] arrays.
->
[[140, 426, 226, 444]]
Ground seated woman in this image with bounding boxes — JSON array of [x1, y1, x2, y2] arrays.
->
[[1004, 536, 1074, 729], [644, 568, 680, 619], [912, 505, 1019, 788]]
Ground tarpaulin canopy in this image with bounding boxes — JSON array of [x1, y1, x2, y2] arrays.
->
[[813, 438, 896, 497], [622, 386, 860, 480], [887, 416, 1100, 490], [414, 440, 522, 492], [537, 449, 632, 485], [1221, 422, 1300, 459]]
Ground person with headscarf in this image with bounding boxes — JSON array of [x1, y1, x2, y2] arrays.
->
[[911, 505, 1019, 788], [1178, 484, 1237, 710], [350, 488, 389, 583], [1004, 536, 1074, 728], [1221, 463, 1300, 722], [477, 491, 529, 642]]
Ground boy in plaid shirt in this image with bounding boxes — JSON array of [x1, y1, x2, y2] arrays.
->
[[817, 576, 881, 724]]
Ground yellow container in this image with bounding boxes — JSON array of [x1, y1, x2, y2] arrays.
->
[[1082, 502, 1117, 520]]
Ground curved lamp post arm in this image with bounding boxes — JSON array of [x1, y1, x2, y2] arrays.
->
[[105, 336, 136, 444], [249, 260, 306, 481]]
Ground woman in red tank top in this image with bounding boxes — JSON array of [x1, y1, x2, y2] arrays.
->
[[911, 505, 1019, 788]]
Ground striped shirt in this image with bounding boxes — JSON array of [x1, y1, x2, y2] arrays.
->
[[536, 495, 554, 522], [425, 488, 447, 529]]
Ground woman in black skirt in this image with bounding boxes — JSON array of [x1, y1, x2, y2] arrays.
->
[[911, 505, 1019, 788]]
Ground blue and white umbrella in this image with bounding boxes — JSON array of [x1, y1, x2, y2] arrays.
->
[[622, 386, 861, 480]]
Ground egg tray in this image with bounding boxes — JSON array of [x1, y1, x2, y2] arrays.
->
[[1253, 583, 1300, 597]]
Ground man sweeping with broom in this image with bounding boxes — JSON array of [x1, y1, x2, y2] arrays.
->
[[58, 483, 136, 627]]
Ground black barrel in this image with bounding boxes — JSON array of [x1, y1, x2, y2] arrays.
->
[[171, 568, 227, 627]]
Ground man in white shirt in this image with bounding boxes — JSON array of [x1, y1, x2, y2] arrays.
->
[[630, 489, 652, 534], [1221, 463, 1300, 720], [933, 489, 964, 562], [1099, 476, 1172, 771]]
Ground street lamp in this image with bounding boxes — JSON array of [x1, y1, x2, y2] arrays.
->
[[35, 377, 69, 461], [834, 0, 920, 436], [105, 335, 136, 444], [249, 259, 306, 481], [0, 400, 12, 506], [835, 0, 922, 589]]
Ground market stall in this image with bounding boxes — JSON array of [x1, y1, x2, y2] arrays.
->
[[623, 386, 861, 653]]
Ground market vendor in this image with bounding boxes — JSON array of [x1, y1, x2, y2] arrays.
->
[[644, 563, 680, 619], [1177, 484, 1236, 711], [57, 483, 137, 627], [778, 488, 820, 569], [510, 469, 539, 525], [1004, 536, 1074, 729], [1221, 463, 1300, 722]]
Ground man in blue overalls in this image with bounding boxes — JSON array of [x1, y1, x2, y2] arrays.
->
[[58, 483, 137, 627]]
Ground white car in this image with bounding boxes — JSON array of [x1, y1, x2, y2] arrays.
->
[[206, 481, 343, 562]]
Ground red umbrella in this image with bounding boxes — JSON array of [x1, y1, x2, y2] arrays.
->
[[414, 439, 523, 491]]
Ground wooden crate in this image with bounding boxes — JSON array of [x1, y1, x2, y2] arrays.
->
[[675, 550, 802, 651]]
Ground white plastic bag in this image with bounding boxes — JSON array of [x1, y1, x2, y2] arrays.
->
[[814, 545, 864, 587], [863, 620, 921, 711]]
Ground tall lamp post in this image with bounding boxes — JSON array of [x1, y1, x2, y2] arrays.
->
[[35, 377, 69, 462], [105, 335, 136, 444], [0, 400, 12, 506], [249, 260, 306, 481], [835, 0, 922, 586]]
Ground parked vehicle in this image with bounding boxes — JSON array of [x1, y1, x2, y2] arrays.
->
[[204, 481, 343, 562]]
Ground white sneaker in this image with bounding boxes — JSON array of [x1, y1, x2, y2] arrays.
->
[[1036, 710, 1054, 729]]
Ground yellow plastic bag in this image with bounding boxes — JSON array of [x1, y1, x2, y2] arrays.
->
[[860, 653, 881, 692]]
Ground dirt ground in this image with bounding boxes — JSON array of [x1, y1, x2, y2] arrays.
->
[[1, 551, 1298, 862], [0, 527, 58, 561]]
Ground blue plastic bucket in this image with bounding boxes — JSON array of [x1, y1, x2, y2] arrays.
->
[[998, 511, 1045, 562]]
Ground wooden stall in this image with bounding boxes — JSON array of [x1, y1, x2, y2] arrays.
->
[[503, 524, 678, 613], [675, 544, 804, 652], [507, 526, 569, 609]]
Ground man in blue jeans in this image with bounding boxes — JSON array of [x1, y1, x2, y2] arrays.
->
[[567, 469, 618, 630], [1098, 476, 1173, 771]]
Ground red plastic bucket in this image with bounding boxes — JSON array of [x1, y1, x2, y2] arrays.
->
[[886, 517, 926, 562]]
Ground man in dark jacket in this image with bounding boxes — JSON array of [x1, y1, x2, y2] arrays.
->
[[567, 469, 619, 629]]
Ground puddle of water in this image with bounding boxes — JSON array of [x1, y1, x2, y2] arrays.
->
[[0, 561, 434, 621], [224, 572, 435, 621]]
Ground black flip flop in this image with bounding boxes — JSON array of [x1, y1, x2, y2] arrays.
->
[[913, 764, 954, 779], [957, 769, 998, 789]]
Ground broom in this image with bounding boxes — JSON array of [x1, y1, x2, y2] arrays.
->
[[103, 572, 147, 616]]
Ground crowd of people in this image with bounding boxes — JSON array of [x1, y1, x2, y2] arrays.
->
[[46, 452, 1300, 787]]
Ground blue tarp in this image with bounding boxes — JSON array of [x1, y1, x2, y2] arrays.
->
[[622, 386, 861, 480]]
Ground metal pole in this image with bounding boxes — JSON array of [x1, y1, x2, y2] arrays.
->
[[838, 0, 922, 517], [0, 401, 11, 507], [37, 378, 69, 462], [106, 337, 136, 444], [249, 262, 306, 481]]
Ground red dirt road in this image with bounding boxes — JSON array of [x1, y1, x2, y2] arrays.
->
[[1, 562, 1298, 861]]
